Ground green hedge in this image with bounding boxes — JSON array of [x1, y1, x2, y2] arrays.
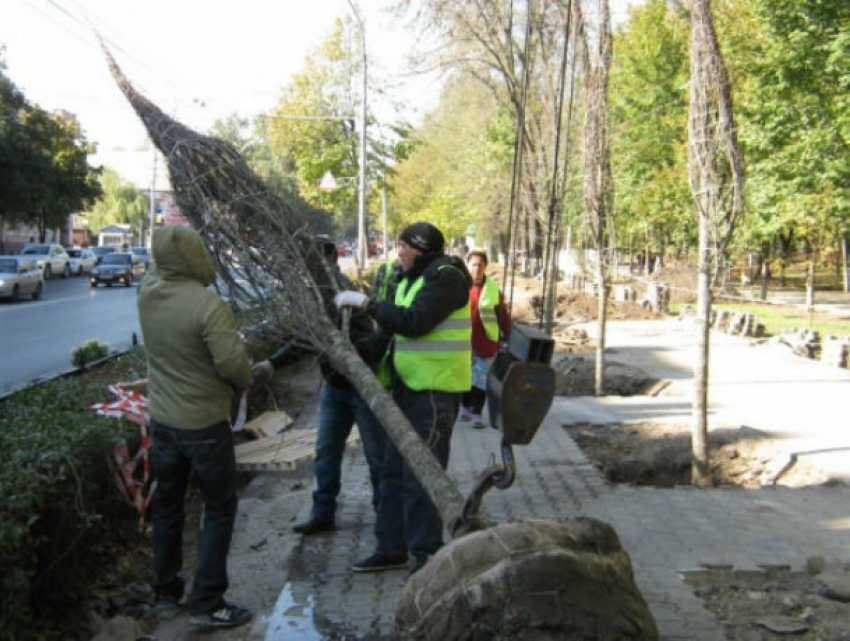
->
[[0, 349, 147, 640]]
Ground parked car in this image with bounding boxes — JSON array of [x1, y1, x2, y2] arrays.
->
[[66, 248, 97, 275], [89, 253, 146, 288], [130, 246, 152, 271], [0, 256, 43, 302], [19, 242, 70, 279]]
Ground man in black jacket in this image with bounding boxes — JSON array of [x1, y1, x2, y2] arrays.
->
[[335, 222, 471, 575], [253, 239, 387, 534]]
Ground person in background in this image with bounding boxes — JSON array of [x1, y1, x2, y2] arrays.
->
[[460, 250, 511, 429], [138, 226, 252, 630], [252, 239, 387, 535], [334, 221, 471, 576]]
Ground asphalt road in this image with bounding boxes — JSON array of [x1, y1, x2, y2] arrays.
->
[[0, 273, 142, 395]]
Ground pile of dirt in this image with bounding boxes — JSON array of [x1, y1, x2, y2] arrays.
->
[[504, 279, 662, 325], [563, 422, 832, 489], [553, 356, 663, 396], [647, 260, 699, 304]]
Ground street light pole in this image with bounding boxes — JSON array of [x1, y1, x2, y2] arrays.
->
[[347, 0, 368, 267]]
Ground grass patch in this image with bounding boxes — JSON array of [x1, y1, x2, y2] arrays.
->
[[713, 302, 849, 337], [668, 301, 849, 337]]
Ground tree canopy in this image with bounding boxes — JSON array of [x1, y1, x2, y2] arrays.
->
[[0, 52, 101, 240]]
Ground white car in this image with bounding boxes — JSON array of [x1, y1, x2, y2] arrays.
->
[[0, 256, 44, 302], [66, 248, 97, 276], [19, 242, 71, 279]]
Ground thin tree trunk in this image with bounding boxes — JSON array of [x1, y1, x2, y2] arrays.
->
[[759, 241, 770, 301], [843, 235, 849, 294], [806, 255, 816, 311], [595, 266, 608, 396], [692, 213, 712, 486]]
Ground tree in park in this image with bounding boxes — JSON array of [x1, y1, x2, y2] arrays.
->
[[390, 75, 514, 243], [736, 0, 850, 307], [610, 0, 692, 268], [393, 0, 583, 271], [687, 0, 746, 487]]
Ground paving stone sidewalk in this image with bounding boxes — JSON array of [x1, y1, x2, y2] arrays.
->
[[262, 400, 850, 640]]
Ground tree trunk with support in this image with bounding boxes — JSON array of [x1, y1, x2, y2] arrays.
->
[[686, 0, 745, 487]]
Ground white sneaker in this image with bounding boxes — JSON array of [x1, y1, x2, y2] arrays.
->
[[459, 409, 471, 422]]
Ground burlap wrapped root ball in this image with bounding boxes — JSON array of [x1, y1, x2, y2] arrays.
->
[[395, 518, 658, 640]]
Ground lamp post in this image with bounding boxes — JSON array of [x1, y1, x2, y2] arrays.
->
[[347, 0, 368, 267]]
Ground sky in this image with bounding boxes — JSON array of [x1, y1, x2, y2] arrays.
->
[[0, 0, 640, 189]]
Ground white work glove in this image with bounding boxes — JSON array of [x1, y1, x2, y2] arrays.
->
[[334, 290, 368, 309], [250, 360, 275, 385]]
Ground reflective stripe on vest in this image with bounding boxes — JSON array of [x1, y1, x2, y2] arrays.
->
[[477, 277, 501, 342], [393, 267, 472, 392]]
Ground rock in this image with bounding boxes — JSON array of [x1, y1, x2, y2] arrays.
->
[[755, 615, 808, 634], [813, 567, 850, 602], [395, 518, 658, 640]]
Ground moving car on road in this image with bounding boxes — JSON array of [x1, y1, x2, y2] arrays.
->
[[89, 252, 146, 288], [91, 246, 116, 265], [19, 243, 70, 279], [67, 248, 97, 275], [0, 256, 43, 302], [130, 246, 151, 271]]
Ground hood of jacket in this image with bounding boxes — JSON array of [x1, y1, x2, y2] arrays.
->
[[151, 226, 215, 286]]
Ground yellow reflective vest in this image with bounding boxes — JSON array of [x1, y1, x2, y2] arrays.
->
[[393, 267, 472, 392], [477, 277, 501, 342]]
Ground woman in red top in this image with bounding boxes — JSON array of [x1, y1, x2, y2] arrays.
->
[[460, 251, 511, 428]]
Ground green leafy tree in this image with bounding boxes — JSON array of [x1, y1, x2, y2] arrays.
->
[[737, 0, 850, 306], [391, 75, 511, 241], [610, 0, 692, 264], [0, 53, 101, 240], [265, 19, 362, 230], [81, 168, 147, 241]]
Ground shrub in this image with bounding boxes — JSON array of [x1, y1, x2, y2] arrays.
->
[[0, 348, 147, 639], [70, 339, 110, 369]]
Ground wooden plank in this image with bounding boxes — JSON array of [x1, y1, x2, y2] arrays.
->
[[235, 426, 362, 473], [243, 410, 293, 439]]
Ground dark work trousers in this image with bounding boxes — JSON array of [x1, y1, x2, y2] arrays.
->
[[150, 419, 237, 615], [374, 383, 459, 562], [312, 381, 386, 520], [461, 387, 487, 415]]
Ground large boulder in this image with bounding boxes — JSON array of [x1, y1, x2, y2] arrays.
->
[[395, 518, 658, 640]]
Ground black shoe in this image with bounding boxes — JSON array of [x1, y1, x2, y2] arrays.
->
[[292, 517, 335, 535], [352, 553, 408, 573], [189, 602, 252, 629]]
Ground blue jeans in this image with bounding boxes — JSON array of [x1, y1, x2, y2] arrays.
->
[[150, 419, 237, 615], [312, 381, 386, 520], [374, 384, 458, 561]]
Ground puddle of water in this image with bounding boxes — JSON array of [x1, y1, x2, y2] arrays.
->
[[262, 583, 323, 641]]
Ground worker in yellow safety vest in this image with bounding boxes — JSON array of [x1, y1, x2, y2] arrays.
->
[[334, 221, 471, 576]]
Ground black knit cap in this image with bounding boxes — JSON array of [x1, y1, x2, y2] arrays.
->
[[399, 222, 444, 254]]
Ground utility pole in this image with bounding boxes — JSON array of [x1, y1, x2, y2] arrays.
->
[[148, 148, 157, 247], [348, 0, 368, 268]]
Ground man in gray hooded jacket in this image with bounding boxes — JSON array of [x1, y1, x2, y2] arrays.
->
[[138, 226, 252, 630]]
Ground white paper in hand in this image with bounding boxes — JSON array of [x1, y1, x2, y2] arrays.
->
[[334, 290, 368, 309]]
